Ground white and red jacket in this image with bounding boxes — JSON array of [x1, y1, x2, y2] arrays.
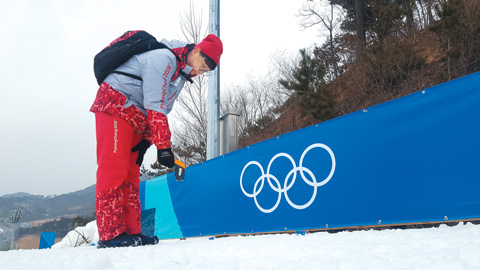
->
[[90, 34, 194, 149]]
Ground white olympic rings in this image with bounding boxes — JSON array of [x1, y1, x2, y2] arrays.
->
[[240, 143, 336, 213]]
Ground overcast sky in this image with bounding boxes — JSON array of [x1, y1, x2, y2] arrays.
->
[[0, 0, 321, 196]]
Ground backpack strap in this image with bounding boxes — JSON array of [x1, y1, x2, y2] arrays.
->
[[111, 71, 143, 81], [112, 45, 194, 84]]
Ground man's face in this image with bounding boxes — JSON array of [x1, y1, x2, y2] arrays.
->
[[187, 48, 212, 76]]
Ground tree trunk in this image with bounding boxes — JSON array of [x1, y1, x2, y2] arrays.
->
[[355, 0, 367, 57]]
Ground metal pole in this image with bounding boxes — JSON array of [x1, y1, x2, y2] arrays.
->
[[207, 0, 220, 160], [9, 210, 23, 250], [10, 224, 15, 251]]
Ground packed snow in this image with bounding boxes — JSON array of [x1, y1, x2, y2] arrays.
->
[[0, 222, 479, 270]]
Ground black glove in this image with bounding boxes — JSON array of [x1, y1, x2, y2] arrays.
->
[[157, 148, 174, 168], [131, 139, 151, 166]]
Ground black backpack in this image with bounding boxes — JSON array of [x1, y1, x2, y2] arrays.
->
[[93, 30, 192, 85]]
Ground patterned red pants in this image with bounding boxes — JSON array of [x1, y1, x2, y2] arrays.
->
[[95, 112, 143, 241]]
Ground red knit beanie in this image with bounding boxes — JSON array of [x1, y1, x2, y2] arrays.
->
[[196, 34, 223, 68]]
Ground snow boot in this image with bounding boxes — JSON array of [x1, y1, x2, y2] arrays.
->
[[97, 232, 141, 249], [135, 234, 159, 246]]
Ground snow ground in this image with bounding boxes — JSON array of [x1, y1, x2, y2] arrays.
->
[[0, 223, 479, 270]]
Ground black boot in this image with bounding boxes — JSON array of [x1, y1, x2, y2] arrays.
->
[[135, 234, 159, 246], [97, 233, 141, 249]]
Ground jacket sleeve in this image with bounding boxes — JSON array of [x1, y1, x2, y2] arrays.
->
[[142, 124, 153, 145], [145, 110, 171, 149], [137, 50, 176, 149]]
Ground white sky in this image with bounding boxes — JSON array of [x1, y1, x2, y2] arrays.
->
[[0, 0, 321, 196]]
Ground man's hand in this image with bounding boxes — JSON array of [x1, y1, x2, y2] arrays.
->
[[131, 139, 151, 166], [157, 148, 174, 168]]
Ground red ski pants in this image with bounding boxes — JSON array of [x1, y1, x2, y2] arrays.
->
[[95, 112, 143, 241]]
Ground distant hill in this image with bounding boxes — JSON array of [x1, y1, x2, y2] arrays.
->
[[0, 192, 33, 199], [0, 185, 95, 222]]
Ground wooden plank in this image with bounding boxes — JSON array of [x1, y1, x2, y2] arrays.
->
[[175, 218, 480, 241]]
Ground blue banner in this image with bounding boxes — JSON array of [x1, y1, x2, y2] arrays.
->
[[142, 72, 480, 239]]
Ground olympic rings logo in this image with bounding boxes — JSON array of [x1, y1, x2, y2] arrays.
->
[[240, 143, 336, 213]]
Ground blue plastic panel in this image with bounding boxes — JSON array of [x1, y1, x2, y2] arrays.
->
[[142, 72, 480, 239], [140, 175, 183, 239], [39, 232, 56, 249]]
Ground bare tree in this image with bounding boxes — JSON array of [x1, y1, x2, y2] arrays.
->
[[171, 74, 209, 165], [169, 0, 209, 166], [298, 0, 343, 78], [179, 0, 207, 43], [221, 75, 287, 141], [221, 51, 297, 146]]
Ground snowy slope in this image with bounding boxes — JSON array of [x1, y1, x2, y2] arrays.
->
[[0, 223, 479, 270]]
